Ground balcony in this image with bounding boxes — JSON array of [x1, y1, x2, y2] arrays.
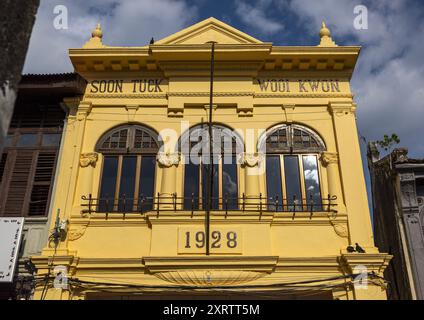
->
[[81, 194, 337, 216]]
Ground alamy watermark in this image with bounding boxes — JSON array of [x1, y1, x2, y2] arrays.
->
[[53, 5, 68, 30], [353, 5, 368, 30]]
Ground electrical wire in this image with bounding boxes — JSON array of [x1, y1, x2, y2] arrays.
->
[[57, 272, 383, 291]]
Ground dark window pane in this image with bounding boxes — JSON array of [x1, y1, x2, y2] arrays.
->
[[118, 156, 137, 212], [266, 156, 283, 211], [98, 156, 118, 212], [28, 185, 50, 216], [101, 128, 128, 150], [302, 155, 322, 211], [266, 128, 288, 153], [202, 163, 219, 209], [0, 153, 7, 182], [183, 158, 200, 210], [5, 135, 13, 147], [17, 134, 38, 147], [416, 179, 424, 197], [222, 157, 238, 209], [138, 156, 156, 211], [33, 153, 56, 183], [284, 155, 302, 210], [134, 129, 158, 150], [42, 133, 61, 146]]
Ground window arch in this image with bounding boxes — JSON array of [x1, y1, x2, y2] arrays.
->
[[96, 124, 160, 212], [259, 124, 325, 154], [96, 124, 160, 154], [178, 123, 244, 210], [260, 124, 326, 211]]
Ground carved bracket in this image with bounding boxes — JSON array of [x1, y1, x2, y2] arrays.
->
[[157, 152, 181, 167], [125, 104, 139, 121], [80, 152, 99, 168], [76, 102, 93, 121], [320, 152, 338, 166], [282, 104, 295, 123], [237, 152, 265, 167], [328, 102, 356, 117]]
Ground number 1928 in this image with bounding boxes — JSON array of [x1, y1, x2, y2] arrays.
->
[[185, 231, 238, 249]]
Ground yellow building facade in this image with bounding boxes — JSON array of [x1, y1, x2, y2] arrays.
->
[[32, 18, 391, 300]]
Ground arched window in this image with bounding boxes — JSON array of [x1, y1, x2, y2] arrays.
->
[[96, 125, 160, 212], [179, 124, 243, 210], [259, 124, 326, 211]]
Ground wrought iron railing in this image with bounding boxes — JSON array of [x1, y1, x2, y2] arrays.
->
[[81, 193, 337, 216]]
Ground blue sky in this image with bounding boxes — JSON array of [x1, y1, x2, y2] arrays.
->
[[23, 0, 424, 217]]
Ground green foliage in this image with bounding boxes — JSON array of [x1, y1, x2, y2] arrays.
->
[[376, 133, 400, 152]]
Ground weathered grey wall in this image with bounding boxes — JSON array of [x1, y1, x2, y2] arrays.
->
[[367, 145, 414, 300], [0, 0, 40, 154], [398, 168, 424, 300]]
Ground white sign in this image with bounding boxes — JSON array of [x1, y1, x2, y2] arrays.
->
[[0, 218, 24, 283]]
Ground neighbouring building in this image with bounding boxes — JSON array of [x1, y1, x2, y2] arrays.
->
[[30, 18, 391, 300], [0, 73, 85, 299], [368, 144, 424, 300]]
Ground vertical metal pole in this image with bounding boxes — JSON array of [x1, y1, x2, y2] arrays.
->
[[205, 41, 216, 256]]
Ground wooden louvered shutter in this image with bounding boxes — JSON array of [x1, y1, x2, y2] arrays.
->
[[0, 153, 6, 183], [3, 151, 34, 216], [28, 152, 57, 216]]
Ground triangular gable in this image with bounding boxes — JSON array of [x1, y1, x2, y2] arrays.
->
[[155, 17, 263, 45]]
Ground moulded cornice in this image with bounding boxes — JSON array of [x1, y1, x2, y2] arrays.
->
[[143, 256, 279, 273], [339, 253, 393, 275]]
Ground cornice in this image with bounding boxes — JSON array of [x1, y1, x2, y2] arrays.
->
[[271, 46, 361, 54], [339, 253, 393, 275], [143, 256, 279, 273], [150, 43, 273, 52], [168, 91, 253, 97], [84, 93, 167, 99], [255, 93, 353, 99], [83, 92, 352, 100], [69, 47, 150, 55]]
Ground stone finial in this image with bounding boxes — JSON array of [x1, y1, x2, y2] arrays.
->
[[318, 21, 337, 47], [83, 23, 105, 48], [91, 23, 103, 39], [320, 22, 331, 38]]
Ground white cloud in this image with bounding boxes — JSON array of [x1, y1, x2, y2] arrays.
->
[[285, 0, 424, 157], [234, 0, 284, 35], [23, 0, 198, 74]]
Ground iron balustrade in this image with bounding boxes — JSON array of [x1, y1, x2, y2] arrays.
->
[[81, 193, 337, 216]]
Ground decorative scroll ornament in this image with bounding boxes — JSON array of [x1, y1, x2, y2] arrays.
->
[[328, 219, 348, 238], [156, 152, 181, 167], [68, 224, 88, 241], [154, 270, 265, 286], [320, 152, 338, 166], [237, 152, 265, 167], [79, 152, 99, 168]]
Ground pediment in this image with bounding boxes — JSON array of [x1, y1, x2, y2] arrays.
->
[[155, 17, 263, 45]]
